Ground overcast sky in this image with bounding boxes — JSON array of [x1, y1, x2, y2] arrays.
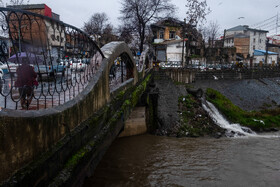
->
[[28, 0, 280, 36]]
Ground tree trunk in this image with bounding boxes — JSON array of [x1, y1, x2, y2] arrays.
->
[[139, 24, 146, 53]]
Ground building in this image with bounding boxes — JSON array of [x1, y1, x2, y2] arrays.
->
[[253, 49, 278, 66], [224, 25, 268, 60], [151, 18, 204, 64], [7, 4, 65, 61]]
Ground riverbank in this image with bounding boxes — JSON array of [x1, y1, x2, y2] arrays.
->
[[153, 74, 280, 137], [190, 77, 280, 111], [206, 88, 280, 132], [153, 72, 225, 138]]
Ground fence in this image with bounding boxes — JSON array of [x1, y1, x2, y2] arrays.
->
[[0, 7, 104, 110]]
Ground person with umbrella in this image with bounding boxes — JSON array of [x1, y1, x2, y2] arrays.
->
[[14, 57, 38, 109]]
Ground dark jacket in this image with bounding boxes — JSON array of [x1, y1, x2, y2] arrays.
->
[[15, 64, 38, 87]]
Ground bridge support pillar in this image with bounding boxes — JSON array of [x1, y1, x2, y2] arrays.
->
[[119, 107, 147, 137]]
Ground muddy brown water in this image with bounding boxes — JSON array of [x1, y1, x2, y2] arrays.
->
[[83, 134, 280, 187]]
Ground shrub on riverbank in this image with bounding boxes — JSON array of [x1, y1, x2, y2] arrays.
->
[[206, 88, 280, 131]]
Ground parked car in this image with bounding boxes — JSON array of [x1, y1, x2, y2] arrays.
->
[[206, 64, 214, 70], [198, 65, 206, 71], [34, 63, 66, 76], [214, 64, 222, 70], [0, 61, 18, 74], [59, 59, 71, 68], [70, 59, 87, 71]]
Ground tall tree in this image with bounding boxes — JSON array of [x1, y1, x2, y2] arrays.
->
[[200, 20, 220, 47], [185, 0, 210, 27], [83, 12, 112, 47], [120, 0, 175, 53], [208, 20, 220, 47], [184, 0, 210, 66]]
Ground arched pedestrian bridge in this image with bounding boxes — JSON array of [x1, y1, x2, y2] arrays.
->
[[0, 8, 156, 186], [2, 7, 280, 186]]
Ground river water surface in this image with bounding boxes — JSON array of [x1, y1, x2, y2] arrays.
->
[[83, 133, 280, 187]]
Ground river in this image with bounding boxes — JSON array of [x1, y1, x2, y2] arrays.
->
[[83, 133, 280, 187], [83, 100, 280, 187]]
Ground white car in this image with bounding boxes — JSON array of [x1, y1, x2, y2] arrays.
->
[[70, 59, 87, 71], [0, 61, 18, 74]]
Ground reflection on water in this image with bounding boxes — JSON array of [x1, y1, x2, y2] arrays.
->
[[84, 134, 280, 187]]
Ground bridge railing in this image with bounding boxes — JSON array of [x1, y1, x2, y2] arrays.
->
[[0, 7, 104, 110]]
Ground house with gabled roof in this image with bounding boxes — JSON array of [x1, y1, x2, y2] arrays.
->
[[151, 18, 204, 65]]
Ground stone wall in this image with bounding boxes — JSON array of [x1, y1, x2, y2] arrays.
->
[[195, 68, 280, 80], [162, 68, 196, 83]]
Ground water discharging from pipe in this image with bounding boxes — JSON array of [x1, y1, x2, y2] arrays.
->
[[202, 100, 279, 138]]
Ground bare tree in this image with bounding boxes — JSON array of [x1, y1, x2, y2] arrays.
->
[[184, 0, 210, 66], [102, 24, 118, 45], [208, 20, 220, 47], [118, 25, 134, 44], [185, 0, 210, 27], [120, 0, 175, 53], [83, 12, 112, 47]]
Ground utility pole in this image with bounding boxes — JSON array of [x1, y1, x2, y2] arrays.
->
[[182, 18, 186, 67], [265, 38, 269, 65], [222, 29, 226, 64]]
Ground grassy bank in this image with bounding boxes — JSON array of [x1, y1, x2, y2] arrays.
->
[[206, 88, 280, 131], [177, 94, 225, 137]]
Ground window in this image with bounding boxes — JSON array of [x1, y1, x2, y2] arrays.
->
[[169, 31, 175, 39], [254, 31, 256, 36], [159, 30, 164, 39], [253, 45, 255, 50], [253, 38, 256, 43], [260, 39, 262, 43]]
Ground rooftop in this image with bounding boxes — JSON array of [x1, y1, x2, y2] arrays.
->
[[254, 49, 278, 56], [7, 4, 46, 9], [227, 25, 268, 33]]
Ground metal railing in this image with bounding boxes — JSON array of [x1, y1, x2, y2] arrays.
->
[[0, 7, 104, 110], [109, 53, 134, 91]]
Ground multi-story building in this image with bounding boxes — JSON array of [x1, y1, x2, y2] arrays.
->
[[224, 25, 268, 58], [151, 18, 204, 65]]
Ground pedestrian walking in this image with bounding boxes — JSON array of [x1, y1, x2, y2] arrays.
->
[[14, 57, 38, 109]]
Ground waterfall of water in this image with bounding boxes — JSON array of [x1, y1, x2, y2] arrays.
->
[[202, 100, 257, 137]]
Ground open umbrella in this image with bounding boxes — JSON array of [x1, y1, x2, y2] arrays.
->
[[8, 52, 43, 64]]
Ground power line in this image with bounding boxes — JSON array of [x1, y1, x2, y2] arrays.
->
[[253, 17, 277, 29], [251, 15, 277, 27]]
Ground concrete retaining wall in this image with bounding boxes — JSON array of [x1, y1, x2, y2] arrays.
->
[[195, 69, 280, 80], [162, 68, 196, 83]]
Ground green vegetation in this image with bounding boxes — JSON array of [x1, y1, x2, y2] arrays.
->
[[131, 74, 151, 106], [65, 141, 95, 169], [177, 94, 223, 137], [206, 88, 280, 131]]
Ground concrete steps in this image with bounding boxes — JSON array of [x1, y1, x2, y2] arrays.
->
[[119, 107, 147, 137]]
